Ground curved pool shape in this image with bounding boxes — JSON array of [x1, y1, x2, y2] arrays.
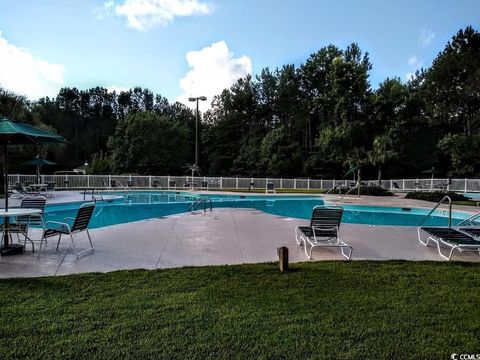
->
[[42, 191, 471, 229]]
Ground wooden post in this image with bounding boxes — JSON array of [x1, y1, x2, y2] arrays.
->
[[277, 246, 288, 272]]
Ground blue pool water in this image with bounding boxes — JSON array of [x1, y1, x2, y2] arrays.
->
[[42, 191, 471, 229], [462, 192, 480, 200]]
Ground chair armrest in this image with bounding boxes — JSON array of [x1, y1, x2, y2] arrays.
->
[[44, 221, 71, 232], [312, 226, 339, 240], [312, 226, 338, 231], [26, 213, 44, 225]]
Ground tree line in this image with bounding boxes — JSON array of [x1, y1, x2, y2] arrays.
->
[[0, 26, 479, 181]]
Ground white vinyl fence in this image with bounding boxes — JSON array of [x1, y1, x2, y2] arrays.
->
[[6, 174, 480, 193]]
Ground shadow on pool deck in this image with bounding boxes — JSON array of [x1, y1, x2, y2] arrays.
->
[[1, 206, 479, 278]]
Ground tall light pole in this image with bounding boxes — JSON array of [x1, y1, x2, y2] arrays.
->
[[188, 96, 207, 179]]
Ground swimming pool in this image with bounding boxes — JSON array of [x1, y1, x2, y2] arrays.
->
[[462, 192, 480, 200], [41, 191, 472, 229]]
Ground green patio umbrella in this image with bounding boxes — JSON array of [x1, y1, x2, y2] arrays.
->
[[343, 165, 359, 178], [0, 118, 66, 255], [21, 156, 57, 183]]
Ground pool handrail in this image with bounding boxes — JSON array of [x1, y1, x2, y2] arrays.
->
[[418, 195, 452, 228], [188, 197, 212, 212], [457, 209, 480, 227], [83, 188, 104, 202], [337, 183, 359, 200], [322, 186, 338, 197]]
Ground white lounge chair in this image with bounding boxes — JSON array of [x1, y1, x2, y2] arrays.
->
[[418, 226, 480, 260], [295, 206, 353, 260]]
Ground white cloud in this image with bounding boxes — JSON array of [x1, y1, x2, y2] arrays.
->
[[0, 31, 64, 99], [407, 55, 417, 67], [407, 55, 423, 69], [177, 41, 252, 111], [102, 0, 212, 31], [94, 0, 115, 20], [405, 72, 415, 81], [405, 55, 423, 81], [106, 85, 130, 93], [419, 26, 435, 47]]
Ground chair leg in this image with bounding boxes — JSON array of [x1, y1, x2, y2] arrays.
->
[[307, 245, 314, 260], [22, 230, 35, 253], [38, 235, 46, 257], [303, 237, 310, 258], [341, 245, 353, 260], [56, 234, 63, 251], [86, 229, 94, 252], [69, 233, 78, 259]]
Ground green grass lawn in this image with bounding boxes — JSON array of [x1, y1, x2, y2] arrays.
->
[[1, 261, 479, 359]]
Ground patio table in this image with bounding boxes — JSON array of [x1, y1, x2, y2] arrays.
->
[[0, 208, 43, 255]]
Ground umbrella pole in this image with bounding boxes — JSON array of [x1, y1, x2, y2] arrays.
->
[[2, 144, 10, 249], [1, 144, 23, 255], [4, 144, 7, 212]]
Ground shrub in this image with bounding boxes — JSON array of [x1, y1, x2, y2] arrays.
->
[[338, 185, 393, 196], [405, 191, 469, 202]]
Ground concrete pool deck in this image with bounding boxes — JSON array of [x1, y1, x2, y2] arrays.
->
[[1, 191, 479, 278]]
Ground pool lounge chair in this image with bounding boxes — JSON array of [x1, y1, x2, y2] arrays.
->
[[46, 182, 56, 197], [9, 182, 29, 198], [295, 206, 353, 260], [459, 227, 480, 239], [39, 202, 95, 259], [417, 226, 480, 261], [266, 182, 275, 194]]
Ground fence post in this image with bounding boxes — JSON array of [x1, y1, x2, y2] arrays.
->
[[465, 178, 468, 193], [220, 177, 223, 189], [307, 178, 310, 189], [236, 177, 239, 189], [280, 178, 283, 189], [17, 174, 20, 183], [109, 174, 112, 188], [390, 179, 393, 190], [148, 175, 151, 188], [265, 178, 268, 190], [402, 179, 405, 190], [87, 174, 90, 188], [321, 179, 323, 189], [333, 179, 336, 188], [294, 178, 297, 189]]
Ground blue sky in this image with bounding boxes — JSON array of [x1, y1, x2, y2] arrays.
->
[[0, 0, 478, 109]]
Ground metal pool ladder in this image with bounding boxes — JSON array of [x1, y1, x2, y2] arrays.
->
[[457, 208, 480, 226], [189, 197, 213, 213], [418, 195, 452, 228]]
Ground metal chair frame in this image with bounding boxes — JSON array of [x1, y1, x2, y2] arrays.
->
[[38, 202, 95, 259], [418, 227, 480, 261], [295, 206, 353, 260], [1, 196, 46, 252]]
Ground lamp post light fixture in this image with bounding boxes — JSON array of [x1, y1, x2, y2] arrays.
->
[[188, 96, 207, 180]]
